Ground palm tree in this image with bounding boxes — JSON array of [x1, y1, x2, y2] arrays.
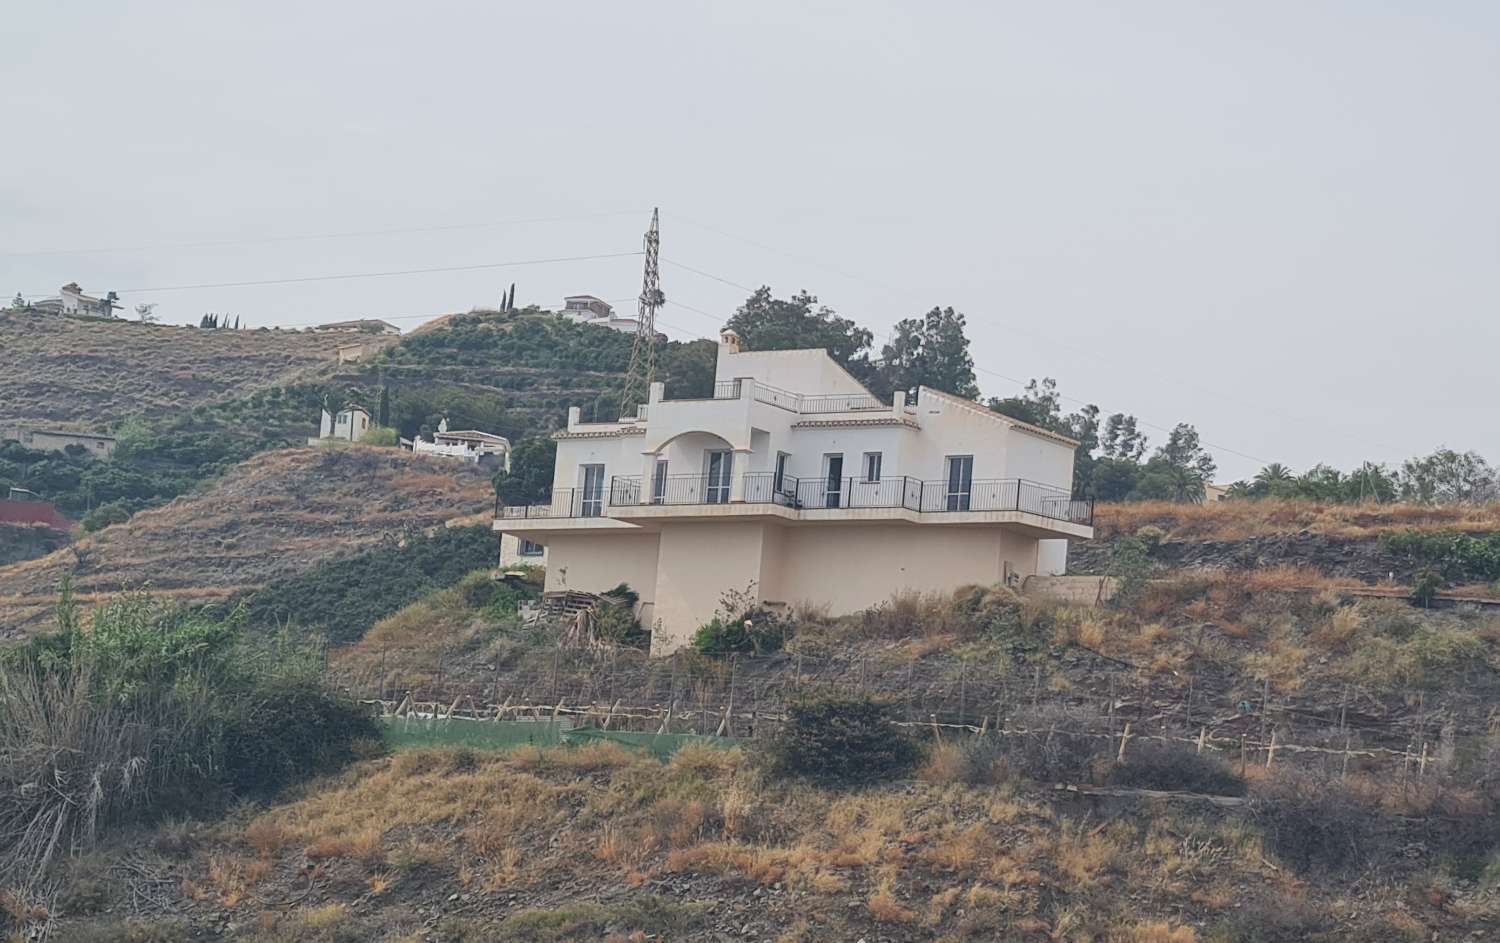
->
[[1254, 463, 1294, 487]]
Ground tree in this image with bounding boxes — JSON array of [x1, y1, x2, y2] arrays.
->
[[723, 288, 875, 377], [377, 385, 391, 428], [1099, 413, 1147, 462], [1253, 463, 1294, 491], [10, 292, 24, 311], [1132, 424, 1216, 503], [872, 306, 979, 399], [1400, 449, 1498, 504], [988, 379, 1065, 431], [493, 437, 557, 506]]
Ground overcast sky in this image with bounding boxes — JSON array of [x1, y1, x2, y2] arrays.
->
[[3, 2, 1496, 480]]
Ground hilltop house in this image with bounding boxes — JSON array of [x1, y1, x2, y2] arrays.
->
[[309, 405, 372, 444], [410, 419, 512, 470], [496, 330, 1093, 655], [31, 282, 118, 317], [561, 294, 644, 334]]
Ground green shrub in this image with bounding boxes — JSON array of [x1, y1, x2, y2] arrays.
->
[[763, 691, 920, 783], [80, 501, 131, 532], [0, 592, 377, 884], [692, 585, 788, 655]]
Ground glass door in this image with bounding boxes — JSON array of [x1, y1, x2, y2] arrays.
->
[[824, 454, 844, 508], [580, 464, 605, 517], [945, 455, 973, 511], [705, 450, 733, 504]]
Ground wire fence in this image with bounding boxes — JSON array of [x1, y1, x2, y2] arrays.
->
[[340, 642, 1500, 781]]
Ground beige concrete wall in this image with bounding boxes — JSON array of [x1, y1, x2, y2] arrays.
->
[[542, 532, 660, 626], [650, 522, 768, 654], [763, 523, 1040, 621]]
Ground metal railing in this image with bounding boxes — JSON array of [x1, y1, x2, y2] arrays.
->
[[708, 380, 881, 414], [603, 474, 1093, 525], [496, 487, 606, 519], [798, 393, 886, 413]]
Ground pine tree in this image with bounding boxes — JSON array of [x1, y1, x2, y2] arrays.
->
[[377, 385, 391, 427]]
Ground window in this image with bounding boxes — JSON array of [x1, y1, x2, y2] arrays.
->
[[773, 452, 790, 493], [823, 453, 844, 508], [862, 452, 882, 483], [519, 539, 543, 556], [651, 459, 668, 504]]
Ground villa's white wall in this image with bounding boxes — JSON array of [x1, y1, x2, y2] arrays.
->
[[552, 437, 637, 492], [783, 425, 910, 482], [906, 390, 1013, 481], [1004, 429, 1076, 487], [1037, 539, 1069, 576], [716, 348, 871, 398]]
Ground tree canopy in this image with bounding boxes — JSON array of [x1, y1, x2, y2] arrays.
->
[[871, 306, 979, 400], [723, 288, 875, 377]]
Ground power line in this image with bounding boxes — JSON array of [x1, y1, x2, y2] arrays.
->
[[105, 251, 642, 294], [0, 209, 647, 258]]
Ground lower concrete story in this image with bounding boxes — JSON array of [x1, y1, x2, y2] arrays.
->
[[513, 521, 1046, 655]]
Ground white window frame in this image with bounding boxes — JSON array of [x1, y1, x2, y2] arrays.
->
[[862, 451, 882, 483]]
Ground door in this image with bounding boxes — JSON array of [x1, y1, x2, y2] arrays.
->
[[651, 459, 668, 504], [705, 450, 733, 504], [580, 464, 605, 517], [824, 454, 844, 508], [945, 455, 973, 511]]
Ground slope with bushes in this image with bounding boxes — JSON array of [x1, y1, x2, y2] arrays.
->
[[0, 309, 344, 429], [0, 448, 495, 638]]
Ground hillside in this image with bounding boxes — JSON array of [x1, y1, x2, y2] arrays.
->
[[1072, 500, 1500, 585], [0, 309, 347, 430], [0, 447, 495, 638]]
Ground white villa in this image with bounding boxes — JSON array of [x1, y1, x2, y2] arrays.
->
[[410, 419, 512, 470], [31, 282, 118, 317], [495, 331, 1094, 655]]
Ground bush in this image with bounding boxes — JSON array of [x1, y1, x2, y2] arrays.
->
[[80, 501, 131, 532], [1106, 742, 1246, 796], [995, 706, 1113, 784], [0, 592, 377, 884], [763, 691, 921, 783], [1247, 771, 1384, 874], [692, 584, 788, 655]]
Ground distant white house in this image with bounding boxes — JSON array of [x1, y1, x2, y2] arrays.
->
[[561, 294, 641, 334], [309, 405, 372, 444], [31, 283, 118, 317], [409, 418, 511, 470]]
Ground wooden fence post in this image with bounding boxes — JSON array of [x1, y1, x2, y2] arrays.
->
[[1116, 722, 1133, 762], [1264, 729, 1278, 769]]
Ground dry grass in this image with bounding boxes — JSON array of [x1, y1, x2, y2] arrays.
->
[[1096, 499, 1500, 542], [0, 448, 495, 636]]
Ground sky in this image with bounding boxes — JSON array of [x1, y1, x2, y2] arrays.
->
[[3, 1, 1497, 481]]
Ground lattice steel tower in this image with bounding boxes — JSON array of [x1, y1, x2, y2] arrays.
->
[[620, 208, 664, 415]]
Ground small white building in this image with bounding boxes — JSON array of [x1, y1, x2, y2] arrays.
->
[[309, 405, 372, 444], [31, 283, 118, 317], [561, 294, 640, 334], [496, 330, 1093, 655], [312, 319, 401, 335], [410, 419, 511, 470]]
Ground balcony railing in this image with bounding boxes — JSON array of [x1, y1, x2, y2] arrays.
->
[[496, 487, 607, 519], [605, 474, 1093, 525], [710, 380, 884, 414]]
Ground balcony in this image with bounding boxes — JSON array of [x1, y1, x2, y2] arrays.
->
[[710, 380, 888, 414], [607, 474, 1093, 526], [496, 487, 604, 520]]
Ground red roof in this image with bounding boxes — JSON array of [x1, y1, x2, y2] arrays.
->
[[0, 499, 72, 530]]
